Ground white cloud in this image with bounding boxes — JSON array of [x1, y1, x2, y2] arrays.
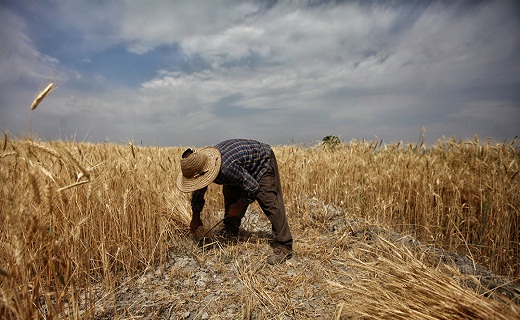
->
[[118, 0, 262, 54], [0, 9, 56, 84], [129, 1, 518, 144], [384, 2, 519, 89]]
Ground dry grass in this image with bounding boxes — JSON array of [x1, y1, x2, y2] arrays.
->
[[0, 136, 518, 319]]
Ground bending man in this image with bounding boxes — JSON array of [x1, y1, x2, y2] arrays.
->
[[176, 139, 293, 264]]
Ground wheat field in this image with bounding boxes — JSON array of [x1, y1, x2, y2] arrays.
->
[[1, 135, 519, 319]]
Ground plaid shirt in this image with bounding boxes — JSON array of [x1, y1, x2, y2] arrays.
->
[[191, 139, 272, 213]]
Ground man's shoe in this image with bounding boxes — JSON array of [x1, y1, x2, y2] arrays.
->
[[268, 246, 293, 265]]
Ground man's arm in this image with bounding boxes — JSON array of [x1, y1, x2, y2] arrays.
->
[[190, 187, 207, 232]]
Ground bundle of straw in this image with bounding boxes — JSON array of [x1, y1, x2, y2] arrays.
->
[[328, 237, 520, 319]]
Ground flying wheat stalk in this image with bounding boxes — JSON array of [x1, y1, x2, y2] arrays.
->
[[31, 82, 53, 110], [29, 82, 54, 138]]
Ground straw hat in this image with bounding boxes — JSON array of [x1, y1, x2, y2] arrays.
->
[[176, 147, 221, 193]]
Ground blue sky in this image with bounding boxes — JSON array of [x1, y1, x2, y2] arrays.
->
[[0, 0, 518, 147]]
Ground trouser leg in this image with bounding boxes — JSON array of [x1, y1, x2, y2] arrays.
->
[[256, 151, 293, 250], [223, 184, 248, 234]]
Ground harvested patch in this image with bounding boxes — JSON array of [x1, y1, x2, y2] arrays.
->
[[74, 202, 518, 319]]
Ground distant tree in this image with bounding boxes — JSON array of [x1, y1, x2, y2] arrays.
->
[[321, 135, 342, 148]]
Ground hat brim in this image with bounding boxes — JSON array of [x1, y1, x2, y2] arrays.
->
[[176, 147, 221, 193]]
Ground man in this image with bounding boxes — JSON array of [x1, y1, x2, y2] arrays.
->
[[176, 139, 293, 264]]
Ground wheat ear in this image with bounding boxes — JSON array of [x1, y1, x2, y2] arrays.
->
[[27, 141, 62, 159], [31, 82, 53, 110]]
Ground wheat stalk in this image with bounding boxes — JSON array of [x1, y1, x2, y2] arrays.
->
[[31, 83, 53, 111], [3, 132, 7, 151], [29, 171, 41, 205]]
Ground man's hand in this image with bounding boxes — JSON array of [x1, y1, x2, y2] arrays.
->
[[228, 200, 247, 218]]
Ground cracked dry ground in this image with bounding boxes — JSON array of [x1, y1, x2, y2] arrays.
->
[[88, 199, 519, 319]]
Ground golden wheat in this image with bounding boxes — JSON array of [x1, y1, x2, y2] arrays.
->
[[1, 138, 518, 318]]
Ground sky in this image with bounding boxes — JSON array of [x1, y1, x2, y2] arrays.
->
[[0, 0, 518, 147]]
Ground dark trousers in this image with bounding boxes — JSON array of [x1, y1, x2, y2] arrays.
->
[[223, 151, 293, 250]]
